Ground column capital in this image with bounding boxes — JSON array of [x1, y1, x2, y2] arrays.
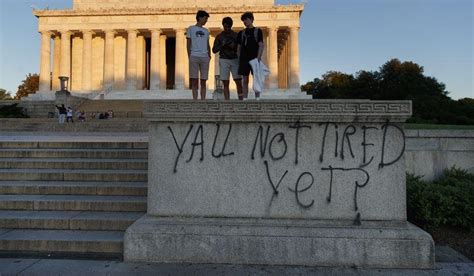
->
[[104, 29, 117, 35], [58, 30, 71, 35], [150, 29, 162, 34], [267, 26, 279, 32], [40, 30, 52, 36], [82, 29, 94, 35], [289, 26, 300, 31], [127, 29, 138, 34]]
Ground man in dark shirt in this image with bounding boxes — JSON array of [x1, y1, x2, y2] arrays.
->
[[55, 104, 67, 124], [212, 17, 243, 100], [237, 12, 264, 99]]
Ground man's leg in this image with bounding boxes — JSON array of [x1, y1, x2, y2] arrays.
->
[[234, 79, 243, 100], [222, 80, 230, 100], [220, 59, 231, 100], [200, 56, 210, 100], [200, 79, 207, 100], [189, 56, 199, 100], [191, 78, 199, 100], [242, 76, 249, 99]]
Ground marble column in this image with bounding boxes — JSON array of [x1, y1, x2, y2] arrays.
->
[[103, 30, 115, 90], [268, 26, 279, 89], [39, 31, 52, 92], [208, 33, 215, 90], [175, 28, 185, 90], [126, 29, 138, 90], [150, 29, 161, 90], [159, 34, 167, 89], [184, 36, 189, 89], [52, 35, 61, 91], [289, 26, 300, 89], [136, 35, 146, 89], [82, 30, 93, 91], [59, 30, 72, 88], [264, 31, 270, 89]]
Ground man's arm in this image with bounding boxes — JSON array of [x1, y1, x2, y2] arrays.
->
[[257, 29, 264, 61], [186, 38, 191, 57], [257, 41, 264, 61], [236, 31, 242, 58], [207, 40, 211, 58], [212, 34, 221, 54]]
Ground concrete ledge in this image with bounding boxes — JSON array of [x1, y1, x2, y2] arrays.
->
[[125, 215, 434, 269], [144, 100, 412, 123]]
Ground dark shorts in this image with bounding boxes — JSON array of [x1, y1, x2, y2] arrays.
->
[[238, 60, 253, 76]]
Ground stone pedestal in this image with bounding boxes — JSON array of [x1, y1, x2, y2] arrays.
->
[[125, 100, 434, 269], [54, 90, 71, 106]]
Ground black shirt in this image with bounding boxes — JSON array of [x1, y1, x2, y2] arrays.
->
[[212, 30, 238, 60], [237, 27, 263, 62]]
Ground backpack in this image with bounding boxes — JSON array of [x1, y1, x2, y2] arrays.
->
[[240, 28, 260, 46]]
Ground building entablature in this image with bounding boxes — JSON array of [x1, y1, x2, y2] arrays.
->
[[33, 4, 304, 17], [36, 8, 303, 32]]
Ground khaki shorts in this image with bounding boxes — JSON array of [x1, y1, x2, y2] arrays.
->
[[219, 58, 241, 81], [189, 55, 210, 80]]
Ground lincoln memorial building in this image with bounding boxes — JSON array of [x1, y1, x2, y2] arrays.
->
[[35, 0, 304, 96]]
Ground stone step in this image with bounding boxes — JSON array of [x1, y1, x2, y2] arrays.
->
[[0, 158, 148, 170], [0, 181, 147, 196], [0, 148, 148, 159], [0, 211, 144, 231], [0, 141, 148, 149], [0, 169, 148, 182], [0, 229, 123, 256], [0, 195, 147, 212], [0, 118, 148, 132]]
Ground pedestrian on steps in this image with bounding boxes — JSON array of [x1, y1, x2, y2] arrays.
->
[[55, 104, 67, 124], [66, 107, 74, 123]]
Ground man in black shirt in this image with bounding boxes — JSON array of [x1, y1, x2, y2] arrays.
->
[[237, 12, 264, 99], [212, 17, 243, 100]]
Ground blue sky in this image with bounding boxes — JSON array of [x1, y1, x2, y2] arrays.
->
[[0, 0, 473, 99]]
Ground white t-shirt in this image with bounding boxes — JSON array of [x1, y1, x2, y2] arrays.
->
[[186, 25, 209, 58]]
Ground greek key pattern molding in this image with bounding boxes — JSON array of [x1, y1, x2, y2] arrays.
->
[[144, 100, 412, 117]]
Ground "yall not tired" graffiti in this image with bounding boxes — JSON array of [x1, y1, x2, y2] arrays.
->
[[165, 121, 405, 223]]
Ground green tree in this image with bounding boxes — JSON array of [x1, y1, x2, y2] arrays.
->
[[15, 73, 39, 100], [0, 88, 13, 100], [301, 59, 474, 125]]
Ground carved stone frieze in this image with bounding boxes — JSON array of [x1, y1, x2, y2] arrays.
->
[[33, 5, 304, 17], [144, 100, 412, 123]]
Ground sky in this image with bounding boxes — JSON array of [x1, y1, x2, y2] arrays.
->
[[0, 0, 473, 99]]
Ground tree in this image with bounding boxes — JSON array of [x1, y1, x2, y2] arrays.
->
[[15, 73, 39, 100], [0, 88, 13, 100], [301, 59, 474, 125]]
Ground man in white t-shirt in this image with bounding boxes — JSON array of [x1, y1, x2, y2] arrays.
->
[[186, 10, 210, 100]]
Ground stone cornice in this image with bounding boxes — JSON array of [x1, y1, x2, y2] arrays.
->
[[144, 100, 412, 123], [33, 4, 304, 17]]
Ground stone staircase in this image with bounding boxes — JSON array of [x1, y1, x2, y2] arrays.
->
[[0, 140, 148, 260], [0, 118, 148, 132]]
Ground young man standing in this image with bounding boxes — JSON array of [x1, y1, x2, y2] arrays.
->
[[212, 17, 243, 100], [187, 10, 211, 100], [237, 12, 264, 100]]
